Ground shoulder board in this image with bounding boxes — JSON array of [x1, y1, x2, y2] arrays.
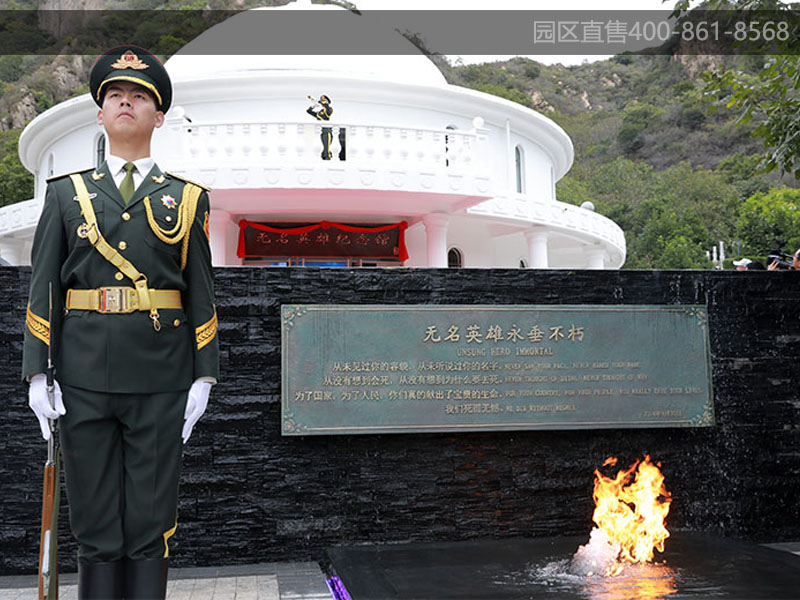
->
[[166, 172, 211, 192], [46, 167, 93, 183]]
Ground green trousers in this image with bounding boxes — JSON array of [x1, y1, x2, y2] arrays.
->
[[59, 384, 187, 563]]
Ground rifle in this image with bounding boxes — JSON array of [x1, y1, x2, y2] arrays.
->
[[38, 282, 59, 600]]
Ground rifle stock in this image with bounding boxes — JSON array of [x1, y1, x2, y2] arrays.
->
[[38, 456, 59, 599]]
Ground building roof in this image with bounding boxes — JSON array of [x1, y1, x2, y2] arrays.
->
[[165, 2, 448, 88]]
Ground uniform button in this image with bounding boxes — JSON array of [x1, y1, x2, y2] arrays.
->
[[115, 272, 124, 281], [118, 241, 127, 250], [173, 319, 181, 327], [165, 215, 173, 223], [121, 212, 131, 221]]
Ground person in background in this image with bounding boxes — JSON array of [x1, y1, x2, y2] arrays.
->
[[733, 258, 766, 271], [766, 248, 799, 271], [306, 94, 336, 160]]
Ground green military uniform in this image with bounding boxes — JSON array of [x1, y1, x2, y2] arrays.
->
[[23, 165, 218, 392], [22, 45, 219, 599], [22, 163, 219, 591], [22, 163, 220, 529], [307, 95, 335, 160]]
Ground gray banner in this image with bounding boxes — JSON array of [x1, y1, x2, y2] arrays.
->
[[3, 10, 795, 55], [281, 304, 714, 435]]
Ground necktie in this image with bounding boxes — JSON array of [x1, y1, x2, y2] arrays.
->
[[120, 162, 136, 205]]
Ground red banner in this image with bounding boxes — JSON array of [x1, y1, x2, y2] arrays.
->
[[237, 220, 408, 262]]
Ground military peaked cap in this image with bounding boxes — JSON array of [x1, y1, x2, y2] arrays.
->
[[89, 45, 172, 114]]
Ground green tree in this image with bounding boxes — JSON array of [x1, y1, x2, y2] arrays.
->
[[0, 55, 24, 83], [632, 203, 714, 269], [660, 235, 714, 269], [651, 162, 739, 242], [0, 130, 34, 209], [735, 187, 800, 254], [617, 103, 663, 155], [672, 0, 800, 178], [523, 64, 541, 80], [461, 63, 513, 87], [584, 157, 654, 207], [473, 83, 530, 108], [559, 158, 734, 268], [716, 151, 772, 198]]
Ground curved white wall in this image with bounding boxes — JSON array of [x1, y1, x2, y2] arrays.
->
[[12, 54, 624, 269]]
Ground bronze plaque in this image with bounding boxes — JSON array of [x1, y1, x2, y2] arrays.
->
[[281, 305, 714, 435]]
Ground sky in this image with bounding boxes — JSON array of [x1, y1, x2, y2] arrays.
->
[[352, 0, 681, 66]]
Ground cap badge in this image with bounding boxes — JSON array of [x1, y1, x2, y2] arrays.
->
[[161, 194, 177, 209], [111, 51, 149, 71]]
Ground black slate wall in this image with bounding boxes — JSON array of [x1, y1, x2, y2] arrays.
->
[[1, 267, 798, 575]]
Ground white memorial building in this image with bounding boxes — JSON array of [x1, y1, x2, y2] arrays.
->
[[2, 1, 625, 269]]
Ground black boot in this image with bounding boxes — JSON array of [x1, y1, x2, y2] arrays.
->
[[78, 560, 124, 600], [124, 557, 168, 600]]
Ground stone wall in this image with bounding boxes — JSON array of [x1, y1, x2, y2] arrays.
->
[[1, 267, 798, 575]]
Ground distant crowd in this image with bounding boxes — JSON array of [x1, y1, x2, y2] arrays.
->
[[734, 248, 800, 271]]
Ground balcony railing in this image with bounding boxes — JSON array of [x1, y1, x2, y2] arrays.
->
[[0, 197, 42, 237], [469, 194, 626, 254], [171, 120, 485, 175]]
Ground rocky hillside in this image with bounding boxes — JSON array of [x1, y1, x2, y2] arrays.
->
[[443, 53, 784, 177]]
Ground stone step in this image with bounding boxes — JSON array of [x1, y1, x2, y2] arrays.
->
[[0, 562, 330, 600]]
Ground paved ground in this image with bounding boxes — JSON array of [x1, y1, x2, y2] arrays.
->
[[0, 562, 330, 600], [2, 543, 798, 599]]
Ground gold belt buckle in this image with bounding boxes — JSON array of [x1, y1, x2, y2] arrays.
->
[[99, 287, 133, 313]]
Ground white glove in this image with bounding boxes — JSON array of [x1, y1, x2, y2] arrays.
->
[[28, 373, 66, 440], [183, 379, 212, 444]]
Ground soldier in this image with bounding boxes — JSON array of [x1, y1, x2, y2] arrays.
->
[[307, 94, 343, 160], [23, 46, 219, 599]]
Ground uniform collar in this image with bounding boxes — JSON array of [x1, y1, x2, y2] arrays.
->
[[90, 159, 168, 210], [106, 154, 154, 180]]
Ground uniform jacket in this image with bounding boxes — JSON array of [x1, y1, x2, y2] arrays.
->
[[306, 103, 332, 121], [22, 161, 220, 393]]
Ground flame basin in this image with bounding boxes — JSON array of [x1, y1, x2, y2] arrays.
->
[[326, 532, 800, 599]]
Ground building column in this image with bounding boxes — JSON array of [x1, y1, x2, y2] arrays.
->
[[524, 229, 549, 269], [164, 106, 187, 164], [422, 213, 450, 268], [209, 209, 234, 266], [587, 246, 606, 270]]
